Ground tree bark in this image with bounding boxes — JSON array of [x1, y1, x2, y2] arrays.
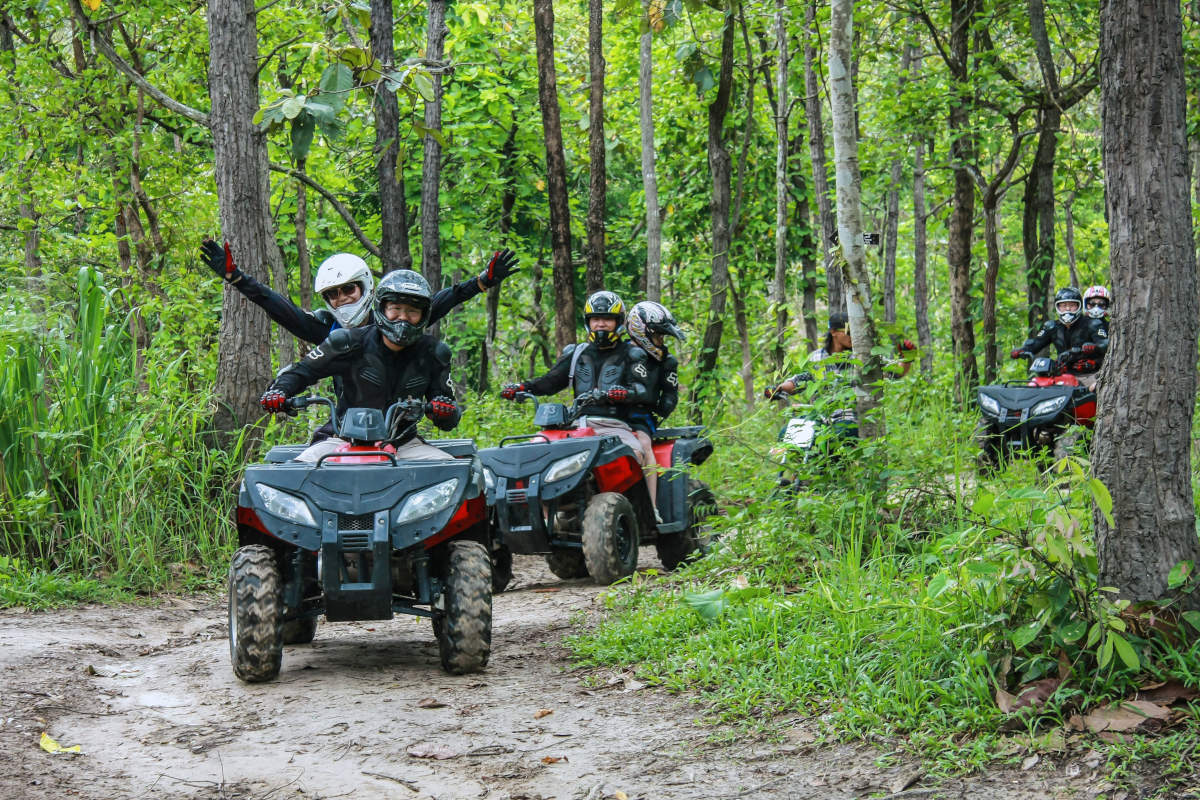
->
[[533, 0, 576, 353], [946, 0, 979, 398], [370, 0, 412, 272], [585, 0, 606, 295], [639, 0, 661, 302], [911, 44, 932, 376], [421, 0, 448, 337], [207, 0, 280, 436], [693, 10, 736, 416], [1094, 0, 1200, 606], [883, 44, 913, 327], [791, 135, 820, 353], [829, 0, 883, 438], [772, 0, 790, 371], [294, 158, 312, 353], [805, 0, 841, 313], [1063, 191, 1080, 287], [1022, 106, 1059, 328]]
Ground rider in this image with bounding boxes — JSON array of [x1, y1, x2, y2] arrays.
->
[[1010, 286, 1108, 388], [259, 270, 460, 462], [500, 291, 662, 518], [1084, 285, 1111, 320], [625, 300, 684, 438], [199, 240, 519, 345], [766, 312, 914, 397]]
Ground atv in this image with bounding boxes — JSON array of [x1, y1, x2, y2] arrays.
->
[[976, 355, 1097, 469], [479, 392, 716, 585], [766, 372, 859, 495], [231, 396, 492, 683]]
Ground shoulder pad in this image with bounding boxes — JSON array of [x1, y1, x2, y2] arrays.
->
[[561, 343, 577, 357], [1042, 320, 1056, 331], [626, 345, 650, 360], [664, 354, 679, 369], [327, 327, 357, 354], [433, 340, 453, 366], [313, 308, 336, 327]]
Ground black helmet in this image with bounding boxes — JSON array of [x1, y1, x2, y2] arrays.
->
[[583, 290, 625, 348], [373, 269, 432, 346], [627, 301, 684, 361], [1054, 286, 1083, 327]]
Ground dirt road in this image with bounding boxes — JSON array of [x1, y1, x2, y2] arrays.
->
[[1, 553, 1130, 799]]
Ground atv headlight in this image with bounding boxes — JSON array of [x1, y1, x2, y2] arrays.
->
[[255, 484, 317, 527], [978, 393, 1000, 416], [544, 451, 590, 483], [395, 478, 460, 525], [1031, 396, 1068, 417]]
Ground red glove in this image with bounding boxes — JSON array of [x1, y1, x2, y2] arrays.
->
[[259, 389, 287, 413], [200, 239, 243, 283], [480, 249, 519, 288], [1010, 349, 1026, 360], [606, 386, 630, 403], [900, 339, 916, 352], [427, 396, 457, 421], [500, 383, 524, 401], [1081, 343, 1097, 355]]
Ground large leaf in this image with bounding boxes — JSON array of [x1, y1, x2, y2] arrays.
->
[[683, 589, 726, 620], [1109, 632, 1140, 671], [290, 113, 316, 161], [318, 63, 353, 114]]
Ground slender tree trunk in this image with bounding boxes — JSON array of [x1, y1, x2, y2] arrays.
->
[[207, 0, 279, 436], [585, 0, 606, 294], [791, 136, 820, 352], [913, 132, 932, 375], [1022, 106, 1059, 328], [981, 196, 1001, 384], [693, 11, 736, 417], [421, 0, 447, 337], [772, 0, 790, 371], [829, 0, 883, 438], [805, 0, 841, 313], [1064, 191, 1080, 287], [370, 0, 411, 272], [130, 90, 167, 258], [947, 0, 979, 398], [1094, 0, 1200, 607], [533, 0, 576, 353], [640, 0, 661, 301], [294, 158, 312, 354], [883, 44, 913, 326]]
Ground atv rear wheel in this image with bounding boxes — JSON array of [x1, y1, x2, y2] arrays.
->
[[434, 540, 492, 674], [582, 492, 640, 584], [282, 616, 317, 644], [491, 543, 513, 594], [545, 549, 589, 579], [656, 479, 717, 570], [228, 545, 284, 682]]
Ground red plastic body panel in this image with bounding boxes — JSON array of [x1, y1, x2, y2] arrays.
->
[[237, 505, 269, 535], [593, 454, 643, 494], [652, 441, 674, 470], [422, 495, 487, 550], [1029, 374, 1081, 388], [1073, 401, 1097, 426], [325, 443, 396, 465], [536, 427, 598, 441]]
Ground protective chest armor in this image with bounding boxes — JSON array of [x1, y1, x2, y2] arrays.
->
[[569, 343, 628, 395], [342, 338, 435, 409]]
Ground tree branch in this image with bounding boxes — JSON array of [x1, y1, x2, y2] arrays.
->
[[269, 163, 381, 259], [67, 0, 209, 127]]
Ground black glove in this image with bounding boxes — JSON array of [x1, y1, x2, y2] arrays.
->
[[578, 389, 604, 407], [479, 248, 519, 288], [259, 389, 287, 414], [427, 396, 457, 422], [500, 382, 524, 401], [606, 385, 630, 403], [200, 239, 243, 284]]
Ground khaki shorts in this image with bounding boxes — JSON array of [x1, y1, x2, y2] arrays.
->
[[296, 436, 455, 463], [578, 417, 648, 465]]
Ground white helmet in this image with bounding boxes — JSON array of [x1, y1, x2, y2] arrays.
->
[[314, 253, 374, 327]]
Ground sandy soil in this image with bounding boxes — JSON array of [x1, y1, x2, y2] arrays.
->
[[0, 552, 1155, 800]]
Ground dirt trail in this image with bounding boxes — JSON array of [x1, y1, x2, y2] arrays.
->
[[2, 553, 1125, 800]]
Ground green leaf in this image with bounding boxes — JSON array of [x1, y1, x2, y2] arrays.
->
[[1109, 632, 1140, 671], [1089, 478, 1113, 525], [1168, 560, 1193, 590], [926, 573, 951, 600], [1010, 619, 1044, 651], [1098, 635, 1114, 668], [413, 72, 436, 103], [973, 491, 994, 516], [318, 63, 353, 113], [683, 589, 727, 620], [1085, 621, 1103, 648], [692, 66, 715, 96], [281, 95, 305, 120], [1059, 618, 1087, 644], [1181, 611, 1200, 632], [290, 113, 316, 161]]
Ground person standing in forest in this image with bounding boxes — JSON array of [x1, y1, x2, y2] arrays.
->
[[198, 239, 520, 346]]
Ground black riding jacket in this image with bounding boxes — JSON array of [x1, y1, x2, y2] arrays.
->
[[269, 326, 461, 437], [1021, 317, 1109, 374], [627, 351, 679, 434], [522, 340, 654, 421], [233, 272, 484, 345]]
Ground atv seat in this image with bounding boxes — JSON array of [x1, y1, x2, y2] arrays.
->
[[426, 438, 478, 458], [264, 444, 310, 463], [654, 425, 705, 440]]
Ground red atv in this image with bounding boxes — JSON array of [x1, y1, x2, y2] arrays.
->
[[976, 355, 1097, 468], [478, 392, 716, 585]]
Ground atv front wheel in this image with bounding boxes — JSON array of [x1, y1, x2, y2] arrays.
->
[[656, 479, 717, 570], [491, 543, 513, 594], [582, 492, 640, 584], [545, 549, 589, 580], [435, 540, 492, 674], [228, 545, 284, 682]]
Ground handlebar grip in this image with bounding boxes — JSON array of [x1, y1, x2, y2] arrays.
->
[[285, 395, 314, 410]]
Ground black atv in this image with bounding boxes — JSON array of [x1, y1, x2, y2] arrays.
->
[[479, 392, 716, 586], [231, 396, 493, 682]]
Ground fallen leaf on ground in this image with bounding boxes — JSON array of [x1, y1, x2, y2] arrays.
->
[[406, 742, 460, 760], [996, 677, 1062, 714], [534, 709, 553, 719], [732, 574, 750, 590], [1022, 754, 1040, 771], [1135, 680, 1199, 706], [1067, 714, 1087, 732], [1083, 700, 1171, 734], [40, 732, 81, 754], [416, 698, 446, 709], [541, 755, 567, 764], [533, 588, 560, 593]]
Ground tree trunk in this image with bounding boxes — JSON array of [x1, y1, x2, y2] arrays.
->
[[585, 0, 606, 295], [1064, 191, 1080, 287], [913, 132, 932, 375], [805, 0, 841, 313], [639, 0, 661, 302], [533, 0, 576, 353], [772, 0, 790, 371], [791, 135, 820, 353], [207, 0, 280, 436], [294, 158, 312, 355], [1022, 106, 1059, 328], [829, 0, 883, 438], [883, 44, 913, 327], [947, 0, 979, 398], [693, 11, 736, 416], [1095, 0, 1200, 607], [981, 196, 1001, 384], [421, 0, 448, 338], [370, 0, 411, 272]]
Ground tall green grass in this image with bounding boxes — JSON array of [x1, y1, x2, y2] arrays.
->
[[0, 268, 245, 599]]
